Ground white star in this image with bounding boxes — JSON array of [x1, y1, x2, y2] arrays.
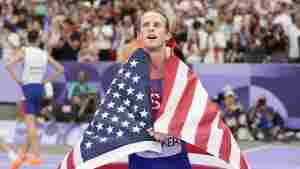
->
[[132, 75, 141, 83], [136, 92, 144, 101], [100, 99, 105, 105], [130, 60, 138, 68], [106, 88, 111, 95], [128, 113, 135, 119], [85, 142, 93, 149], [107, 102, 115, 109], [111, 78, 117, 85], [100, 137, 107, 143], [113, 92, 121, 99], [118, 68, 124, 74], [111, 116, 119, 122], [126, 87, 135, 95], [132, 126, 141, 133], [133, 105, 139, 112], [124, 99, 131, 106], [121, 121, 130, 127], [139, 109, 149, 117], [125, 72, 131, 79], [139, 121, 146, 128], [101, 112, 109, 119], [96, 123, 104, 130], [94, 110, 100, 116], [117, 105, 126, 113], [107, 126, 114, 134], [118, 83, 125, 90], [116, 130, 124, 137], [86, 131, 93, 135]]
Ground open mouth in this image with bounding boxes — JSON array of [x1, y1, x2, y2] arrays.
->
[[147, 35, 158, 39]]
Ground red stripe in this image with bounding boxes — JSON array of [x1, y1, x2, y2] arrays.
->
[[67, 150, 75, 169], [219, 121, 231, 162], [195, 101, 219, 151], [156, 56, 180, 120], [168, 70, 197, 137], [240, 152, 249, 169]]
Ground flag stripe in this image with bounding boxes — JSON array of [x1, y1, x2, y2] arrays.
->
[[168, 70, 198, 137], [67, 150, 75, 169], [229, 133, 241, 169], [206, 112, 223, 157], [181, 80, 208, 144], [195, 101, 218, 150], [240, 152, 249, 169], [155, 61, 188, 133], [156, 56, 179, 120], [219, 122, 231, 162], [73, 140, 83, 167]]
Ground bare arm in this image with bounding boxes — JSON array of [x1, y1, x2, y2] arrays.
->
[[5, 49, 25, 85], [44, 55, 64, 84]]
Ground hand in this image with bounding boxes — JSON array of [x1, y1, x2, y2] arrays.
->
[[147, 128, 168, 142]]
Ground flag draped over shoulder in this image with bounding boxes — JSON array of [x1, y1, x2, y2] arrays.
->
[[59, 48, 251, 169]]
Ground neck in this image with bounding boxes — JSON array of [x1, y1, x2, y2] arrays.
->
[[147, 47, 166, 71]]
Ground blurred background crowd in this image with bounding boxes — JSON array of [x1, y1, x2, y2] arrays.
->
[[0, 0, 300, 64], [1, 0, 300, 143]]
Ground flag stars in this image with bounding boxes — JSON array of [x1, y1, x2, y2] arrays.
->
[[106, 89, 111, 95], [113, 92, 121, 99], [85, 142, 93, 149], [116, 130, 124, 137], [111, 116, 119, 122], [96, 123, 104, 130], [118, 83, 125, 90], [139, 109, 149, 117], [136, 92, 144, 101], [111, 78, 117, 85], [121, 121, 130, 128], [132, 126, 141, 133], [125, 72, 131, 79], [100, 137, 107, 143], [132, 75, 140, 83], [139, 121, 146, 128], [107, 102, 115, 109], [124, 99, 131, 106], [128, 113, 135, 119], [127, 87, 135, 95], [117, 105, 126, 113], [101, 112, 109, 119], [86, 131, 93, 136], [130, 60, 138, 68], [107, 126, 114, 134], [118, 68, 124, 74], [133, 105, 139, 112]]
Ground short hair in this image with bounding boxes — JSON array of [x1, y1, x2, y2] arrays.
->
[[27, 30, 39, 44], [138, 9, 170, 32]]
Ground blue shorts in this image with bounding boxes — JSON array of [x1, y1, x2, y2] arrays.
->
[[128, 152, 192, 169], [22, 84, 44, 116]]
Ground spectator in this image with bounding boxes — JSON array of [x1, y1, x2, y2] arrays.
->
[[51, 31, 81, 61], [216, 87, 253, 141], [287, 13, 300, 63], [200, 20, 226, 64], [66, 71, 96, 122], [264, 24, 289, 63]]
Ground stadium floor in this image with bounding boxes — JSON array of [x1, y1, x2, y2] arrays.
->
[[0, 142, 299, 169]]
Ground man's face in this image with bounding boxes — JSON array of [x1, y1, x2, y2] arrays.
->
[[140, 12, 169, 51]]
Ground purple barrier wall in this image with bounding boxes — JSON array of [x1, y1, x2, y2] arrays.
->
[[1, 61, 300, 120]]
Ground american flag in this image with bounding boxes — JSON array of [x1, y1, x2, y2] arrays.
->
[[59, 48, 250, 169]]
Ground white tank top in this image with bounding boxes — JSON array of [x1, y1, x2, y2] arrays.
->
[[22, 47, 48, 84]]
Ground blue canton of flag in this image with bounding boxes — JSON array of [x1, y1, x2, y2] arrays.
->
[[59, 49, 161, 169]]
